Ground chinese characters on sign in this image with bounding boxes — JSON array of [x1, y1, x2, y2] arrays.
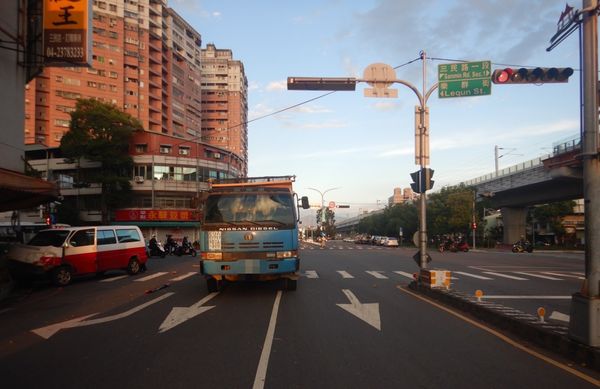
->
[[438, 61, 492, 99], [114, 210, 202, 222], [43, 0, 92, 66]]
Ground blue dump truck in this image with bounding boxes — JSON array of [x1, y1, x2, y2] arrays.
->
[[199, 176, 309, 292]]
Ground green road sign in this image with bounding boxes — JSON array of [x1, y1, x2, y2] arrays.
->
[[438, 61, 492, 98]]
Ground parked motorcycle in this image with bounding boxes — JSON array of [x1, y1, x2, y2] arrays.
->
[[456, 241, 469, 252], [175, 241, 197, 257], [439, 239, 469, 253], [148, 241, 166, 258], [512, 240, 533, 253], [164, 235, 178, 255]]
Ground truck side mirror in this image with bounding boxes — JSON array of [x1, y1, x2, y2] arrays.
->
[[301, 196, 310, 209]]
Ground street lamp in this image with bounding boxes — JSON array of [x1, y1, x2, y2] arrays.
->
[[290, 52, 437, 269], [306, 186, 340, 210]]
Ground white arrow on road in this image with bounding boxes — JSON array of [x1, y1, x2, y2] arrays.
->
[[32, 292, 175, 339], [159, 292, 219, 333], [336, 289, 381, 331]]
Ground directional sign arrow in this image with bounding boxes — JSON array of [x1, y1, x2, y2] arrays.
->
[[159, 292, 219, 333], [336, 289, 381, 331], [32, 292, 174, 339]]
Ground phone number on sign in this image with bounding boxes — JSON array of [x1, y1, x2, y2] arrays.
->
[[46, 46, 84, 59]]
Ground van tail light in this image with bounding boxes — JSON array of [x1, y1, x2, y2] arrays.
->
[[37, 256, 61, 268]]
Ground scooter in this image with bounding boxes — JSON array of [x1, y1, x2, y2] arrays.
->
[[148, 241, 166, 258], [512, 241, 533, 253], [175, 241, 197, 257], [456, 241, 469, 252]]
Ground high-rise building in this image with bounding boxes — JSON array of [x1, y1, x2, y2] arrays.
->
[[200, 43, 248, 176], [388, 187, 416, 206], [19, 0, 247, 240]]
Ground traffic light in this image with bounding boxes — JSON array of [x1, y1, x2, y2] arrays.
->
[[491, 67, 573, 84], [410, 168, 434, 193]]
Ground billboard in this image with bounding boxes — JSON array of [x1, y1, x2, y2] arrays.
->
[[43, 0, 92, 67]]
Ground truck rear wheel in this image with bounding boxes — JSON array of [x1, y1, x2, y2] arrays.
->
[[207, 277, 221, 293], [285, 278, 298, 290]]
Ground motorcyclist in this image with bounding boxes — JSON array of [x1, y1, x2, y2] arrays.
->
[[149, 234, 158, 251], [165, 234, 176, 254], [182, 236, 190, 249]]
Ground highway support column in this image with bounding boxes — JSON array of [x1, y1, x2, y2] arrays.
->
[[500, 207, 527, 245]]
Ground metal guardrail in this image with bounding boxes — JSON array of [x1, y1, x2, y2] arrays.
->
[[462, 136, 581, 186]]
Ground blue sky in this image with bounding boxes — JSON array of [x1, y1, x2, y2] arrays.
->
[[170, 0, 581, 219]]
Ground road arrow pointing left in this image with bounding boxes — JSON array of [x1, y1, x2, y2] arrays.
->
[[336, 289, 381, 331], [159, 292, 219, 333], [32, 292, 175, 339]]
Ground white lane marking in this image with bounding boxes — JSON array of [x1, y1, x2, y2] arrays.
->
[[100, 275, 128, 282], [482, 295, 571, 299], [33, 292, 174, 339], [482, 272, 528, 280], [304, 270, 319, 279], [394, 271, 416, 280], [454, 271, 493, 280], [549, 311, 570, 322], [252, 291, 282, 389], [159, 292, 218, 333], [169, 272, 197, 282], [542, 272, 585, 280], [366, 271, 388, 279], [513, 272, 562, 280], [337, 270, 354, 279], [134, 272, 169, 282], [336, 289, 381, 331]]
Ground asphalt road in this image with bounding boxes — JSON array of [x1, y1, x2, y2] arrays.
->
[[0, 247, 597, 388]]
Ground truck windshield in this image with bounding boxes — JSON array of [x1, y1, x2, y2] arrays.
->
[[27, 230, 71, 247], [205, 193, 295, 226]]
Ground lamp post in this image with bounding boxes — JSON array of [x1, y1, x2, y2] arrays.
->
[[307, 187, 340, 237], [289, 52, 437, 269]]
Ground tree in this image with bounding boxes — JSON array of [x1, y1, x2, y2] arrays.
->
[[316, 207, 336, 238], [531, 200, 576, 244], [60, 99, 143, 224], [427, 185, 475, 237]]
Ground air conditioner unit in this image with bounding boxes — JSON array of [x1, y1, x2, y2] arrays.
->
[[134, 176, 145, 183]]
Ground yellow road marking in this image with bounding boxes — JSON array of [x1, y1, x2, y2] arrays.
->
[[397, 286, 600, 387]]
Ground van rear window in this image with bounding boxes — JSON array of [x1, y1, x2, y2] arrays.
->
[[116, 229, 141, 243], [28, 230, 70, 247]]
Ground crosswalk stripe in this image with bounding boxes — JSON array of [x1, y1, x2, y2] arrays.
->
[[542, 272, 585, 280], [455, 271, 493, 280], [304, 270, 319, 279], [134, 272, 169, 282], [513, 272, 562, 280], [100, 275, 128, 282], [482, 272, 528, 280], [169, 272, 197, 282], [366, 271, 388, 279], [393, 271, 415, 279], [337, 271, 354, 279]]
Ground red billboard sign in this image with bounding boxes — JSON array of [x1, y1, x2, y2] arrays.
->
[[114, 209, 201, 222]]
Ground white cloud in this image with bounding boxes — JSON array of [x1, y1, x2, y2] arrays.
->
[[248, 80, 260, 91], [372, 101, 402, 111], [377, 147, 413, 158], [266, 81, 287, 91], [292, 105, 332, 114]]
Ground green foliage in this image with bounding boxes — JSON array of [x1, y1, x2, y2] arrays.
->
[[427, 185, 475, 236], [60, 99, 142, 223], [358, 203, 418, 240], [531, 200, 576, 239], [316, 207, 336, 237]]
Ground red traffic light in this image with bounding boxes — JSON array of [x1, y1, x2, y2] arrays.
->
[[492, 67, 573, 84]]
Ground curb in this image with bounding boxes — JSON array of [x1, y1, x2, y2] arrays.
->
[[408, 282, 600, 371]]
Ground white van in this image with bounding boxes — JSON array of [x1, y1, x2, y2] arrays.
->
[[7, 225, 148, 286]]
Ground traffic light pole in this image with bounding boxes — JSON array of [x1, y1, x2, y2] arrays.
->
[[568, 0, 600, 347]]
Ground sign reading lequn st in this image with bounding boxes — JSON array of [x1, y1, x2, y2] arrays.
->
[[438, 61, 492, 98]]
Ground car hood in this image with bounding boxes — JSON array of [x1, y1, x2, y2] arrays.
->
[[6, 244, 62, 264]]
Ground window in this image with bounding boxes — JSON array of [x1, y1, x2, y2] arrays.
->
[[97, 230, 117, 245], [159, 145, 171, 154], [116, 229, 141, 243], [179, 147, 190, 156], [135, 144, 147, 153], [70, 229, 95, 247]]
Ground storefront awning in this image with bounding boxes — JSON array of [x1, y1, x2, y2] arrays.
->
[[0, 168, 59, 211], [111, 221, 201, 228]]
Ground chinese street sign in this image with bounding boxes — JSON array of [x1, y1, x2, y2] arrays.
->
[[43, 0, 92, 66], [438, 61, 492, 98]]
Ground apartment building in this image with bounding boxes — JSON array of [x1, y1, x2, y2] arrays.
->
[[388, 187, 416, 206], [20, 0, 248, 241], [201, 43, 249, 176]]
